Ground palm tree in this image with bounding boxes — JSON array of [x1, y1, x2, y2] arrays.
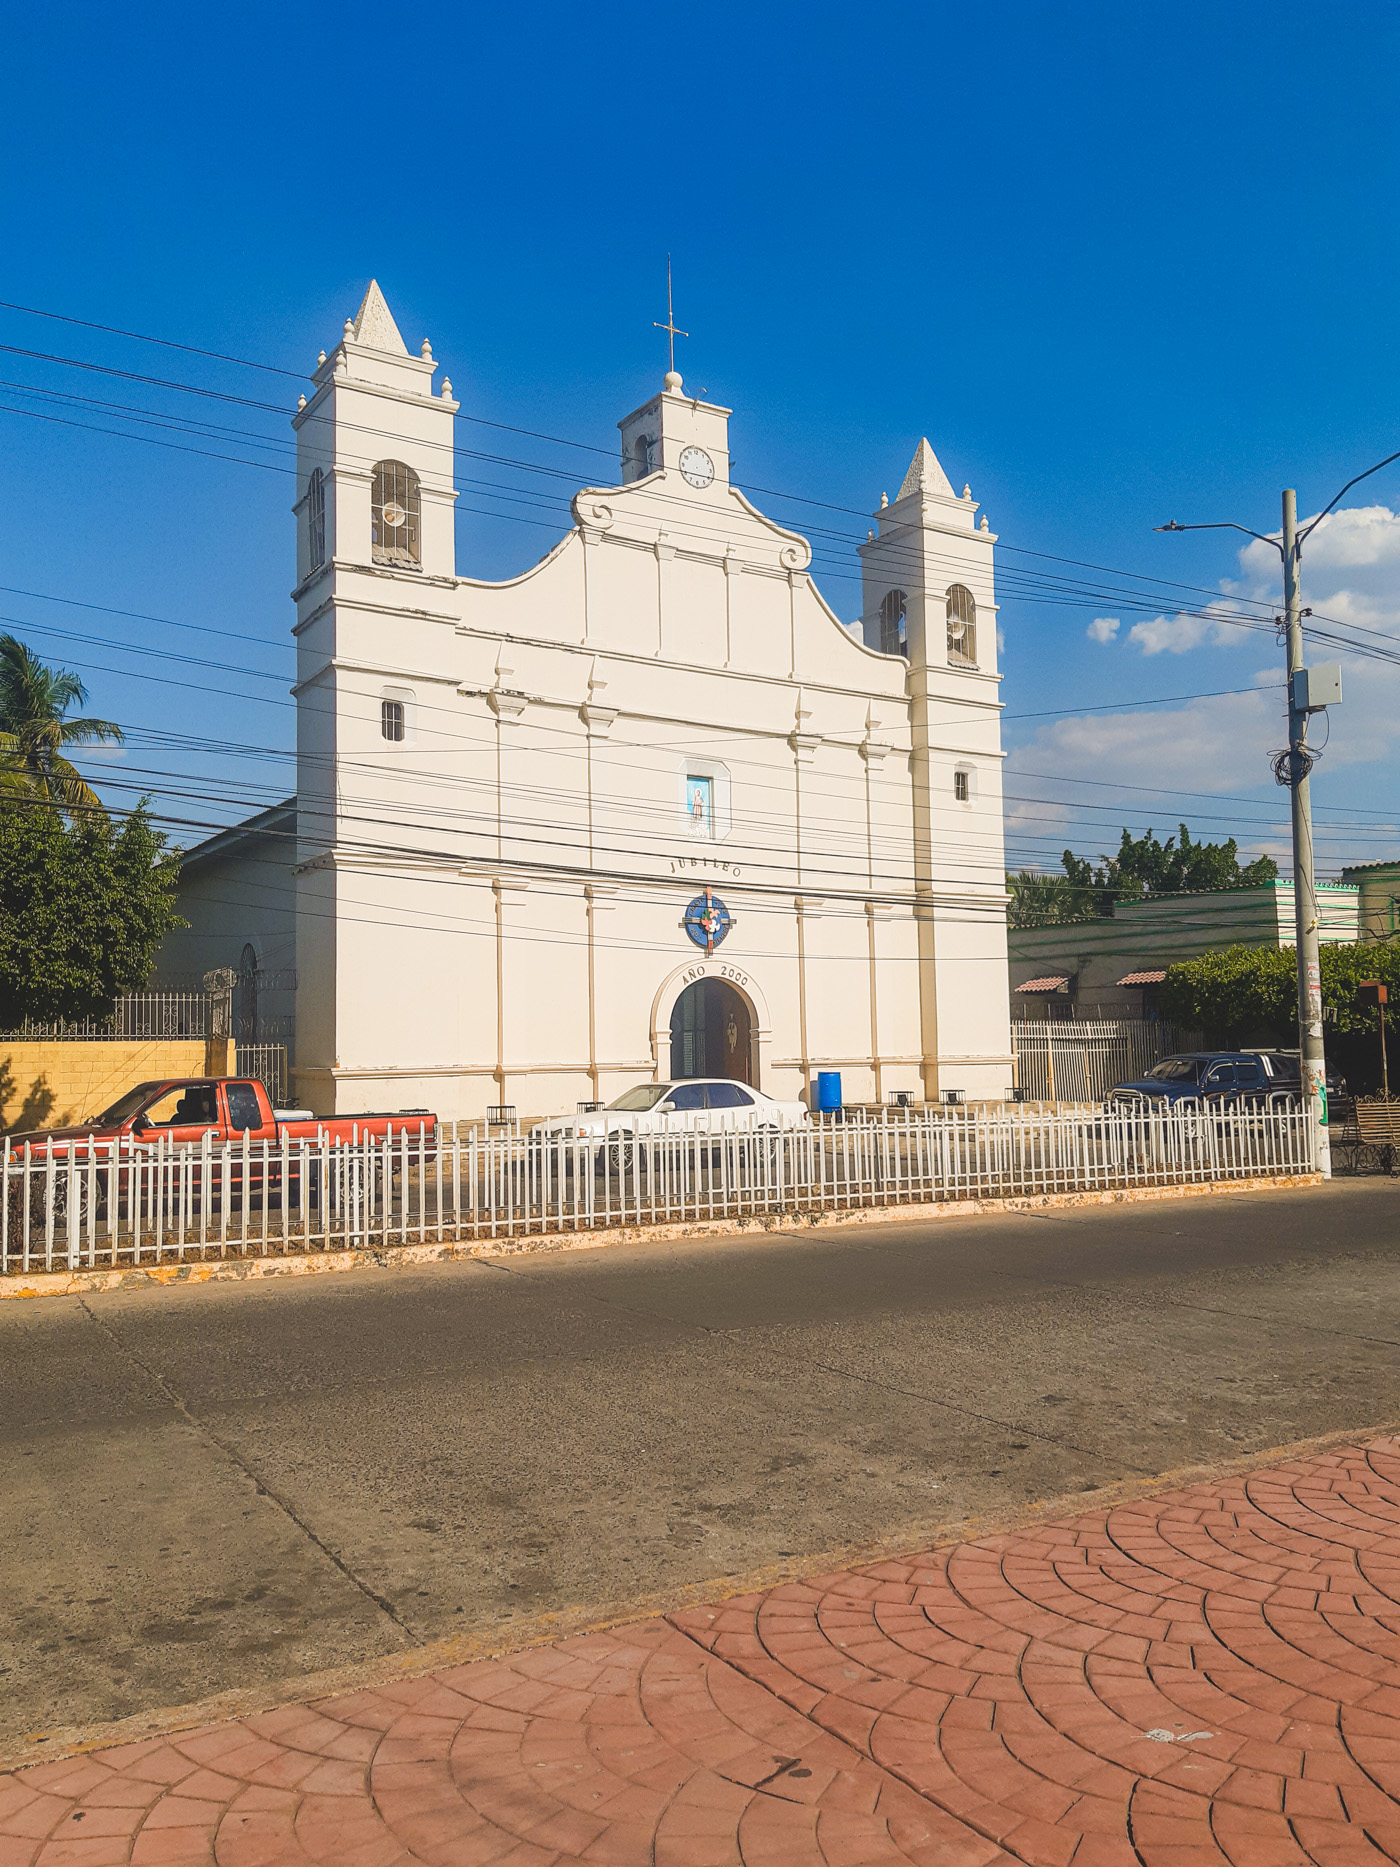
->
[[1006, 868, 1087, 929], [0, 635, 123, 812]]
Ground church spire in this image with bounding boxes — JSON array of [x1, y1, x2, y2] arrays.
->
[[897, 437, 956, 502], [350, 279, 408, 355]]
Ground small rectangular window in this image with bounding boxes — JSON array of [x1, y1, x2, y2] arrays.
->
[[381, 699, 405, 742], [954, 769, 970, 802]]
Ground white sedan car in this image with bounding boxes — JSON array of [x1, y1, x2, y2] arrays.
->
[[530, 1079, 808, 1165]]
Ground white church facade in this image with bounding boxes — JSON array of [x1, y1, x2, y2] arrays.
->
[[162, 283, 1013, 1118]]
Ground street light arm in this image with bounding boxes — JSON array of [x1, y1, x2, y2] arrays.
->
[[1154, 519, 1282, 554], [1296, 446, 1400, 547]]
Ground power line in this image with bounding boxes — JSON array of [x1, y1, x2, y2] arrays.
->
[[0, 315, 1355, 631], [0, 299, 310, 380], [7, 351, 1397, 670]]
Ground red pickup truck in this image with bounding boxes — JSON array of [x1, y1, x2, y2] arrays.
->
[[9, 1076, 436, 1154], [5, 1077, 438, 1223]]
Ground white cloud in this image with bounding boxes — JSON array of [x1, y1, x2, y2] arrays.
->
[[1010, 681, 1282, 792], [1235, 504, 1400, 597], [1003, 501, 1400, 873], [1086, 616, 1120, 644], [1128, 606, 1242, 655]]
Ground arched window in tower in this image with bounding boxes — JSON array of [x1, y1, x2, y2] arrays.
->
[[879, 589, 908, 657], [946, 584, 977, 665], [371, 460, 421, 568], [306, 468, 325, 571], [632, 434, 652, 479]]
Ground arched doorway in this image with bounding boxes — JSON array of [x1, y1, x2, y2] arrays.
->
[[669, 979, 753, 1083]]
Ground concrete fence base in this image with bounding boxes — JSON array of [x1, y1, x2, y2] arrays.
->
[[0, 1171, 1323, 1301]]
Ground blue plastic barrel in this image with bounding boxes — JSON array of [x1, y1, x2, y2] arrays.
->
[[815, 1071, 842, 1112]]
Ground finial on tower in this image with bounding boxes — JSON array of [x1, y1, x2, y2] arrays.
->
[[653, 253, 689, 387]]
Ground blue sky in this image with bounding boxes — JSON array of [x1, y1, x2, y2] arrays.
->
[[1, 0, 1397, 877]]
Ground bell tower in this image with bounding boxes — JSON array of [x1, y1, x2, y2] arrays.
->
[[857, 438, 997, 674], [291, 282, 460, 1112], [859, 436, 1008, 1101], [292, 280, 459, 586]]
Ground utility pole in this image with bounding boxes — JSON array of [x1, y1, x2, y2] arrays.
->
[[1154, 447, 1400, 1172], [1280, 489, 1331, 1177]]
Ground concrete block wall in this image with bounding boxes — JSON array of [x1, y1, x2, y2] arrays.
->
[[0, 1041, 213, 1133]]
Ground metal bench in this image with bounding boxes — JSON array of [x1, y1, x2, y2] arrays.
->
[[1334, 1098, 1399, 1174]]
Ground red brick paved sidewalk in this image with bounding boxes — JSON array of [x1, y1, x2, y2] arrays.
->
[[8, 1439, 1400, 1866]]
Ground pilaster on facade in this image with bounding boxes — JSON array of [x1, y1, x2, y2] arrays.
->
[[581, 659, 618, 736], [488, 687, 530, 722]]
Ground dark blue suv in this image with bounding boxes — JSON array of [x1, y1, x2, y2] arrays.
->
[[1111, 1051, 1297, 1108]]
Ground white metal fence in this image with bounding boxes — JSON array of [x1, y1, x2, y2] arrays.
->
[[1011, 1019, 1193, 1102], [1, 1102, 1317, 1276]]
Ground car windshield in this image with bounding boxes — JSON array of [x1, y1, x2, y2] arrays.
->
[[1146, 1058, 1202, 1083], [607, 1085, 672, 1112], [93, 1084, 165, 1125]]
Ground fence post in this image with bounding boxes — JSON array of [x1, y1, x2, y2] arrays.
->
[[203, 969, 237, 1076]]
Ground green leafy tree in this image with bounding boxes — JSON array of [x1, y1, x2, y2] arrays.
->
[[1008, 825, 1277, 929], [1161, 942, 1400, 1089], [1059, 824, 1278, 917], [0, 801, 184, 1025], [1159, 945, 1297, 1041], [0, 635, 124, 812]]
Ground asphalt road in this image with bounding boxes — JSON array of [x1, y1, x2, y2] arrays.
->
[[3, 1177, 1398, 1748]]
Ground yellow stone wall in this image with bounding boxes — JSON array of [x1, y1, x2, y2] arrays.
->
[[0, 1040, 230, 1133]]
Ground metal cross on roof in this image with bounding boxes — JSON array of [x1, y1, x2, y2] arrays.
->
[[653, 254, 688, 378]]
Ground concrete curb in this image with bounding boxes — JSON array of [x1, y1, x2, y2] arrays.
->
[[0, 1412, 1381, 1773], [0, 1171, 1324, 1300]]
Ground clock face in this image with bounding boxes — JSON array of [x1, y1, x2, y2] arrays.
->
[[679, 446, 714, 489], [382, 502, 407, 528]]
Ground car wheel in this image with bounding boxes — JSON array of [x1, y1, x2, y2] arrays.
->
[[744, 1126, 781, 1166]]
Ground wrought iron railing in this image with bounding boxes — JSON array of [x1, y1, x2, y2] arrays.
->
[[0, 993, 216, 1042], [235, 1045, 289, 1106]]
